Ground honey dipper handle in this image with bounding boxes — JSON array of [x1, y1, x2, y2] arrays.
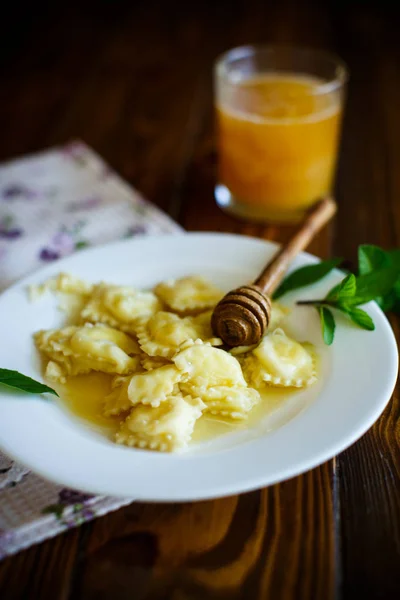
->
[[255, 197, 337, 296]]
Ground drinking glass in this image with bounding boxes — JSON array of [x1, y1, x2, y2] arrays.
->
[[214, 46, 348, 223]]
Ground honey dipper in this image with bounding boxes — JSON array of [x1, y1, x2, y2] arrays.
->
[[211, 196, 337, 347]]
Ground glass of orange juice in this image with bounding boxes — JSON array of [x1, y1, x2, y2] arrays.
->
[[214, 46, 348, 223]]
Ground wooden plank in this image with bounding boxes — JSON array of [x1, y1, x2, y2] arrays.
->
[[1, 1, 400, 598], [77, 467, 335, 599], [0, 528, 81, 600], [331, 3, 400, 598]]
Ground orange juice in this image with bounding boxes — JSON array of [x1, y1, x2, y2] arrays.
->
[[216, 74, 342, 221]]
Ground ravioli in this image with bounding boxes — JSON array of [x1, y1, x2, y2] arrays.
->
[[33, 270, 319, 454], [35, 323, 140, 382], [127, 365, 183, 407], [28, 272, 93, 301], [103, 376, 132, 416], [115, 395, 206, 451], [136, 311, 220, 358], [81, 283, 161, 333], [174, 341, 247, 389], [181, 384, 260, 419], [140, 355, 171, 371], [243, 329, 316, 388], [174, 341, 257, 419], [154, 276, 223, 312]]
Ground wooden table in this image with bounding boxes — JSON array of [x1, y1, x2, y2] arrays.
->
[[1, 1, 399, 598]]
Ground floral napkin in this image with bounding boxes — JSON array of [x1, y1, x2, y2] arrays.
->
[[0, 141, 182, 559]]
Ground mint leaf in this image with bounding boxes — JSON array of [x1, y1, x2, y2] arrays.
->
[[327, 273, 356, 302], [273, 258, 342, 300], [338, 273, 357, 299], [326, 267, 399, 308], [0, 369, 58, 396], [357, 245, 394, 309], [318, 306, 336, 345], [347, 307, 375, 331], [387, 249, 400, 268], [358, 245, 390, 275], [350, 266, 400, 305]]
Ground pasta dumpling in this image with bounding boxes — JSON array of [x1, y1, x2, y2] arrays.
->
[[103, 376, 132, 416], [81, 284, 161, 333], [136, 311, 219, 358], [104, 365, 183, 415], [115, 394, 206, 451], [140, 355, 171, 371], [243, 329, 316, 388], [174, 342, 247, 389], [227, 303, 289, 358], [28, 272, 93, 301], [154, 276, 223, 312], [32, 270, 319, 454], [103, 286, 161, 322], [35, 323, 140, 382], [127, 365, 183, 408], [182, 384, 260, 420]]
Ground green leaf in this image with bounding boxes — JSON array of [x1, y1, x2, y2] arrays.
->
[[327, 265, 400, 308], [318, 306, 336, 345], [339, 273, 357, 298], [42, 503, 65, 519], [273, 258, 342, 300], [0, 369, 58, 396], [351, 266, 400, 305], [357, 246, 400, 311], [327, 273, 356, 302], [375, 285, 398, 312], [75, 240, 89, 250], [346, 307, 375, 331], [387, 249, 400, 267], [358, 245, 390, 275]]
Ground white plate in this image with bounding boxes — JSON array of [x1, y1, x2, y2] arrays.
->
[[0, 233, 397, 501]]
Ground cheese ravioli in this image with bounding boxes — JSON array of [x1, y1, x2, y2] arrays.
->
[[81, 283, 161, 333], [35, 323, 140, 382], [136, 311, 220, 358], [115, 395, 206, 452], [154, 276, 223, 313], [243, 329, 316, 388]]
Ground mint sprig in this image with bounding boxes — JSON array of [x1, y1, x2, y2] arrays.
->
[[273, 258, 342, 299], [0, 368, 58, 396], [276, 243, 400, 345]]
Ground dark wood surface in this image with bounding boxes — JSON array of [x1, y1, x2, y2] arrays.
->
[[0, 1, 399, 598]]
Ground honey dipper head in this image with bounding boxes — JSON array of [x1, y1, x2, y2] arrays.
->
[[211, 285, 272, 347]]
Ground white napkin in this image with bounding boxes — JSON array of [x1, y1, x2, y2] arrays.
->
[[0, 141, 182, 559]]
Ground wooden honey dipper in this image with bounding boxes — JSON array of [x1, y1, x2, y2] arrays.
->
[[211, 197, 337, 347]]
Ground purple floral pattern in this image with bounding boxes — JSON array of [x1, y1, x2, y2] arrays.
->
[[0, 216, 23, 240], [2, 184, 36, 201], [124, 224, 148, 238], [42, 488, 95, 528], [66, 196, 102, 212], [39, 222, 88, 262]]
